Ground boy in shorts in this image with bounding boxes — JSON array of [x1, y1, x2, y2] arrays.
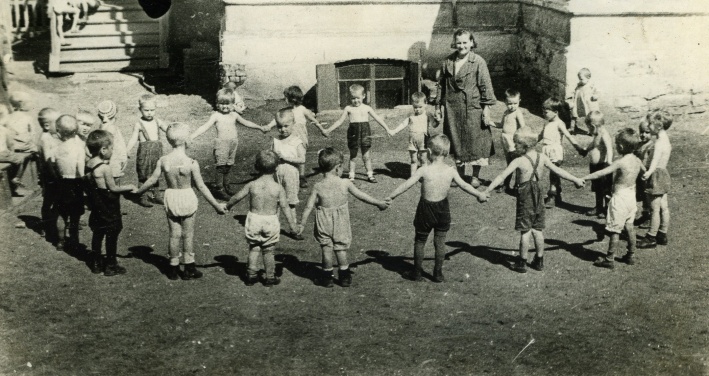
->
[[389, 91, 441, 177], [387, 134, 488, 282], [298, 147, 389, 287], [226, 150, 298, 287], [324, 84, 392, 183], [272, 107, 306, 239], [582, 128, 645, 268], [37, 108, 61, 239], [486, 127, 584, 273], [495, 89, 526, 193]]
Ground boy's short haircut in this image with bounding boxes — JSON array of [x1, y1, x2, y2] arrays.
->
[[56, 115, 78, 139], [38, 107, 60, 123], [615, 128, 641, 155], [348, 84, 365, 97], [166, 122, 190, 147], [578, 68, 592, 79], [9, 91, 31, 111], [284, 86, 304, 106], [318, 147, 344, 173], [647, 109, 673, 130], [97, 100, 117, 119], [76, 110, 97, 126], [255, 150, 279, 175], [86, 129, 113, 157], [542, 97, 563, 113], [504, 89, 520, 99], [428, 134, 450, 157], [275, 107, 295, 127], [513, 126, 538, 152], [216, 88, 235, 105], [638, 119, 650, 132], [585, 110, 605, 127], [411, 92, 427, 105], [453, 28, 478, 48], [138, 94, 156, 107]]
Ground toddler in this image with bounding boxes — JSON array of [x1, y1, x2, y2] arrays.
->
[[37, 108, 61, 240], [85, 130, 136, 276], [387, 134, 488, 282], [5, 91, 38, 154], [190, 88, 262, 200], [324, 84, 391, 183], [262, 86, 327, 188], [389, 91, 440, 177], [539, 97, 583, 208], [0, 114, 31, 196], [272, 107, 306, 240], [486, 127, 584, 273], [76, 110, 97, 141], [299, 147, 389, 288], [126, 94, 168, 207], [568, 68, 599, 134], [633, 120, 653, 227], [496, 89, 526, 193], [578, 111, 614, 218], [637, 110, 673, 249], [582, 128, 644, 268], [97, 100, 128, 181], [135, 123, 226, 280], [225, 150, 298, 287], [222, 81, 247, 114]]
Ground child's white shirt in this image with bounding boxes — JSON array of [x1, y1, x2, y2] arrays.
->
[[136, 118, 162, 141], [571, 82, 599, 118]]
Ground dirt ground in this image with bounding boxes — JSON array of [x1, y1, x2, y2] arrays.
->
[[1, 42, 709, 376]]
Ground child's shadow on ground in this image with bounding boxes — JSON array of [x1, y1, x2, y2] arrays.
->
[[127, 246, 171, 277], [545, 237, 604, 262], [573, 219, 606, 242], [16, 215, 44, 236], [377, 162, 410, 180], [556, 200, 590, 215], [204, 255, 250, 282], [351, 250, 413, 280], [445, 241, 518, 271], [275, 254, 321, 285]]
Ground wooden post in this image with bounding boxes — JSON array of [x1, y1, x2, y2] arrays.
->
[[158, 8, 170, 68]]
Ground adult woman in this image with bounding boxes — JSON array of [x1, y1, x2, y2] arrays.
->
[[435, 29, 496, 186]]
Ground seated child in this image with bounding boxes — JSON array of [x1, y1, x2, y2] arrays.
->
[[387, 134, 488, 282], [37, 107, 61, 240], [272, 107, 306, 240], [0, 116, 32, 196], [5, 91, 38, 154], [135, 123, 226, 280], [486, 127, 584, 273], [495, 89, 526, 193], [299, 147, 389, 288], [97, 100, 128, 181], [389, 91, 440, 177], [51, 115, 86, 251], [125, 94, 168, 207], [85, 130, 136, 276], [578, 111, 613, 218], [225, 150, 298, 287], [568, 68, 599, 135], [582, 128, 645, 268], [190, 88, 262, 200], [324, 84, 392, 183]]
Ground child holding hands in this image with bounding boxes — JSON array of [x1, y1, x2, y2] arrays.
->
[[298, 147, 389, 288], [496, 89, 526, 193], [389, 92, 441, 177], [486, 127, 584, 273], [272, 108, 306, 240], [226, 150, 299, 287], [135, 123, 227, 280], [387, 134, 488, 282], [324, 84, 391, 183], [577, 111, 614, 218], [97, 100, 128, 181]]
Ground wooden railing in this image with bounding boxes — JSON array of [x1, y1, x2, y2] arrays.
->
[[3, 0, 49, 42]]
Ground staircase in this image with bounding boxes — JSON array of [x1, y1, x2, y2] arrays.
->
[[49, 0, 168, 73]]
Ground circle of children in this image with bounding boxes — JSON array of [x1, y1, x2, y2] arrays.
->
[[2, 34, 672, 289]]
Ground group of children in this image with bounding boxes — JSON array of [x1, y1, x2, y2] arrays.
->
[[4, 62, 673, 287]]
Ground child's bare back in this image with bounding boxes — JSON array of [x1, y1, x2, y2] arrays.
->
[[160, 152, 197, 190], [611, 154, 644, 193], [418, 161, 459, 202], [245, 175, 284, 216], [312, 175, 350, 209]]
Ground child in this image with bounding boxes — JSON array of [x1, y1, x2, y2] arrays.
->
[[125, 94, 168, 207], [135, 123, 226, 280], [324, 84, 391, 183], [578, 111, 614, 218], [387, 134, 488, 282], [222, 81, 247, 114], [568, 68, 599, 134], [582, 128, 644, 268], [49, 0, 81, 44], [37, 108, 61, 240], [97, 100, 128, 181], [225, 150, 299, 287], [539, 97, 583, 208], [190, 88, 262, 200], [5, 91, 38, 154], [0, 116, 31, 196], [495, 89, 526, 193], [637, 110, 673, 249], [271, 108, 306, 240], [389, 91, 440, 177], [85, 130, 136, 276], [485, 127, 584, 273], [76, 110, 97, 141], [51, 115, 86, 251], [299, 148, 389, 287], [262, 86, 327, 188], [633, 119, 653, 227]]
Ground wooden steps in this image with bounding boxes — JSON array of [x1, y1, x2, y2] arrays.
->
[[49, 0, 166, 73]]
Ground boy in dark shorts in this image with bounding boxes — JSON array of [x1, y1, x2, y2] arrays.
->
[[387, 134, 488, 282], [486, 127, 584, 273], [323, 84, 392, 183]]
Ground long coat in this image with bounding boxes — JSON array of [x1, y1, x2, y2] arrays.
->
[[437, 52, 496, 163]]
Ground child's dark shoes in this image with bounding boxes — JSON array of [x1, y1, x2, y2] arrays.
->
[[637, 234, 657, 249], [245, 274, 258, 286], [512, 257, 527, 273], [166, 265, 180, 280], [617, 253, 635, 265], [530, 256, 544, 271], [181, 263, 203, 280], [263, 277, 281, 287], [338, 268, 352, 287], [656, 231, 668, 245], [593, 257, 615, 269], [403, 268, 423, 282]]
